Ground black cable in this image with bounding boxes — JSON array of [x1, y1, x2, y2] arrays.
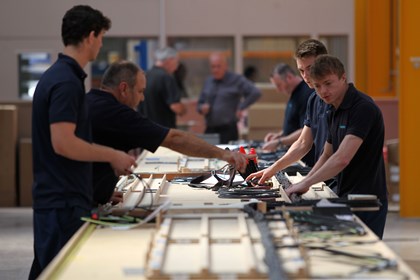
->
[[243, 204, 289, 280]]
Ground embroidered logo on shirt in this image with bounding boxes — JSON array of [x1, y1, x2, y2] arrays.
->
[[339, 124, 346, 129]]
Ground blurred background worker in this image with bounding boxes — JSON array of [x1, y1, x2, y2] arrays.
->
[[262, 63, 314, 166], [139, 47, 186, 128], [197, 52, 261, 144]]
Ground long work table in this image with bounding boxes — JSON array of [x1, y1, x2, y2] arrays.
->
[[39, 146, 419, 279]]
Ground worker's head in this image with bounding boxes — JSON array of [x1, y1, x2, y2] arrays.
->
[[295, 39, 328, 89], [154, 47, 179, 74], [61, 5, 111, 60], [101, 61, 146, 109], [310, 55, 347, 108], [209, 52, 228, 80], [270, 63, 301, 96]]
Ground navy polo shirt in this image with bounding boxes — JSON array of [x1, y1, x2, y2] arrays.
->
[[86, 89, 170, 204], [32, 53, 92, 210], [283, 80, 314, 166], [327, 83, 387, 200], [304, 91, 332, 162], [139, 66, 180, 128]]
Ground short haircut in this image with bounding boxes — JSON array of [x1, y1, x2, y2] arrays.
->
[[295, 39, 328, 59], [101, 61, 143, 89], [154, 47, 178, 61], [272, 63, 296, 79], [310, 55, 345, 80], [61, 5, 111, 46]]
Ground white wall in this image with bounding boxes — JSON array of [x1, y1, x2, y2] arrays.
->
[[0, 0, 354, 101]]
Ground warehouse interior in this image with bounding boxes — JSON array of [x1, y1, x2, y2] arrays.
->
[[0, 0, 420, 279]]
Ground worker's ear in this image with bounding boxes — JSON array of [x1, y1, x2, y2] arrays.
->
[[118, 82, 128, 97], [341, 73, 347, 82]]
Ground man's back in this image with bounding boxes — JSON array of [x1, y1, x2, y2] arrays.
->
[[140, 66, 180, 128], [32, 54, 92, 209]]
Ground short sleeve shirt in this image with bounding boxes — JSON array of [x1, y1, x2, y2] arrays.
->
[[32, 53, 92, 210], [327, 83, 387, 200], [283, 80, 314, 166], [139, 66, 180, 128], [86, 89, 170, 204], [304, 91, 332, 162]]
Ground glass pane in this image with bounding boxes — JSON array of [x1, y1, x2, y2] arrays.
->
[[319, 35, 349, 71], [18, 52, 51, 100], [243, 36, 310, 83], [91, 37, 158, 89]]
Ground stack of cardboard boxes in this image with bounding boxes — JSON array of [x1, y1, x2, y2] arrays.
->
[[0, 102, 33, 207], [247, 84, 288, 140], [0, 105, 18, 206]]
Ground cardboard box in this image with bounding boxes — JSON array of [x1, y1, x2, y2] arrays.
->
[[386, 139, 399, 165], [256, 84, 288, 103], [0, 105, 18, 206], [247, 128, 275, 141], [19, 138, 33, 206], [248, 103, 286, 128]]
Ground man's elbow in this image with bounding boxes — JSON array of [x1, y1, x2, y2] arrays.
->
[[51, 141, 70, 157], [335, 156, 351, 170], [161, 129, 183, 150]]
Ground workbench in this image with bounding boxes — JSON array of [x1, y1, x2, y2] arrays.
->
[[39, 148, 419, 279]]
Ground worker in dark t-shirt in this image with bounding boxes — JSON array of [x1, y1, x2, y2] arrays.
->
[[87, 61, 251, 205], [285, 55, 388, 239]]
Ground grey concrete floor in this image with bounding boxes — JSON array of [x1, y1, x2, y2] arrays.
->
[[0, 208, 33, 280], [0, 207, 419, 279]]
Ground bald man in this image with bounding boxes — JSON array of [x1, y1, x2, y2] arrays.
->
[[197, 52, 261, 143]]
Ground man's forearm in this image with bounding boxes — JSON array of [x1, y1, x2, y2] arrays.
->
[[162, 129, 225, 159]]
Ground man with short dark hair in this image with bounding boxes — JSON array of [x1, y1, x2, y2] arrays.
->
[[262, 63, 314, 166], [30, 6, 135, 279], [286, 55, 388, 238], [247, 40, 330, 181]]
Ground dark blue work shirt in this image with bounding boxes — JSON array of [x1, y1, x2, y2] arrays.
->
[[283, 80, 314, 166], [327, 83, 387, 200], [32, 53, 92, 210], [139, 66, 180, 128], [304, 91, 332, 162], [86, 89, 170, 204]]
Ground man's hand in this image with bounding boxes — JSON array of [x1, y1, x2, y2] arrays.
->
[[200, 103, 210, 115], [285, 181, 310, 196], [246, 166, 276, 185], [110, 191, 124, 205], [262, 139, 280, 151], [264, 132, 278, 142], [222, 151, 249, 174], [111, 151, 136, 176]]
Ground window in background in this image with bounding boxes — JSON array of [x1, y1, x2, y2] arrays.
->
[[243, 36, 310, 83], [168, 37, 235, 98], [91, 37, 158, 88], [319, 35, 349, 72], [18, 52, 51, 100]]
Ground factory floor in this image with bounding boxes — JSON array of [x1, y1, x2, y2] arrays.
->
[[0, 206, 419, 280]]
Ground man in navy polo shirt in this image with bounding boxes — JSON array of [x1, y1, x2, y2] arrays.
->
[[87, 61, 250, 205], [247, 40, 331, 181], [30, 6, 135, 279], [262, 63, 315, 166], [285, 55, 388, 238]]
